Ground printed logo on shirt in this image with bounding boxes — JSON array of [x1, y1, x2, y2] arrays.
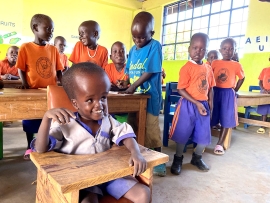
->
[[36, 57, 53, 79], [196, 72, 208, 94], [217, 68, 229, 84]]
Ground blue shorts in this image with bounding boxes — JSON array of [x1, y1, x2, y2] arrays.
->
[[257, 104, 270, 115], [211, 87, 238, 128], [84, 175, 138, 199], [22, 119, 42, 133], [169, 98, 211, 146]]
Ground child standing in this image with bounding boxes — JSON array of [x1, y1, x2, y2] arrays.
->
[[15, 14, 63, 159], [105, 41, 128, 91], [0, 46, 20, 80], [206, 50, 219, 66], [123, 11, 166, 176], [54, 36, 69, 72], [32, 62, 150, 203], [69, 20, 108, 69], [211, 38, 245, 155], [169, 33, 215, 175], [256, 67, 270, 134]]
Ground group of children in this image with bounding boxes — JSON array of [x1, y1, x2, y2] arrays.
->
[[0, 10, 270, 203]]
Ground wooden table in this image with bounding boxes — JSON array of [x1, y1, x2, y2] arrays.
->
[[222, 91, 270, 149], [0, 88, 149, 159], [2, 80, 22, 88], [30, 145, 168, 203]]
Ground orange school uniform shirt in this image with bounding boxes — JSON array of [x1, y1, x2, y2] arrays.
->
[[59, 53, 69, 68], [178, 60, 215, 101], [258, 67, 270, 90], [105, 63, 128, 86], [212, 60, 244, 88], [69, 41, 108, 69], [15, 42, 63, 89], [0, 58, 19, 76]]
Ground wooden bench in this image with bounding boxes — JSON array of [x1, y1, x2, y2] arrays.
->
[[30, 145, 169, 203]]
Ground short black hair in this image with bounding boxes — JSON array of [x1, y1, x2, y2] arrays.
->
[[221, 38, 237, 48], [207, 50, 219, 58], [30, 14, 52, 30], [111, 41, 125, 52], [62, 62, 106, 99], [54, 36, 66, 45], [190, 33, 210, 45], [132, 11, 154, 31]]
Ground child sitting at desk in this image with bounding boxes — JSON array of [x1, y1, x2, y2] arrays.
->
[[256, 66, 270, 134], [105, 41, 128, 91], [31, 62, 150, 203], [15, 14, 63, 160], [69, 20, 108, 69], [0, 46, 20, 80]]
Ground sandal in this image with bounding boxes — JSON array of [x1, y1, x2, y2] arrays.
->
[[257, 127, 265, 134], [24, 149, 33, 160], [214, 145, 225, 155]]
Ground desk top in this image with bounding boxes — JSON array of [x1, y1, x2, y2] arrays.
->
[[237, 91, 270, 98], [30, 145, 169, 194]]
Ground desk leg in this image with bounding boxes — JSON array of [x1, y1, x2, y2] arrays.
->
[[223, 128, 232, 150], [137, 99, 147, 146], [0, 122, 3, 160]]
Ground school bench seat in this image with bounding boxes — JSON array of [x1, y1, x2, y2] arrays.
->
[[244, 85, 261, 129], [30, 145, 169, 203]]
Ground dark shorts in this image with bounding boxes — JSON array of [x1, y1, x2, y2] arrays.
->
[[22, 119, 42, 133], [257, 104, 270, 115], [211, 87, 238, 128], [169, 98, 211, 145]]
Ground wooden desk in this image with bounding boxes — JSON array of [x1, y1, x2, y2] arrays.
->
[[0, 88, 149, 159], [2, 80, 22, 88], [30, 145, 169, 203], [222, 91, 270, 149]]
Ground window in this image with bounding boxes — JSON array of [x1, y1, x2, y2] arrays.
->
[[162, 0, 249, 60]]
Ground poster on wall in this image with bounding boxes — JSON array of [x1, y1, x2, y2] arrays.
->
[[244, 36, 270, 53]]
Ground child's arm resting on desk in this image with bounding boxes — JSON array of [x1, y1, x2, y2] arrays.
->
[[178, 89, 207, 116], [124, 73, 152, 94], [34, 108, 76, 153]]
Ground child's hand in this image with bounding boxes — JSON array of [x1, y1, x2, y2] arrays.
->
[[116, 80, 129, 89], [45, 108, 76, 125], [196, 102, 207, 116], [124, 85, 136, 94], [129, 152, 147, 177], [3, 74, 11, 80]]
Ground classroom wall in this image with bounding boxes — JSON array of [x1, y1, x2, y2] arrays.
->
[[0, 0, 138, 59]]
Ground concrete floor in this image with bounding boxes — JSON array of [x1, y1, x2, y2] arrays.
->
[[0, 116, 270, 203]]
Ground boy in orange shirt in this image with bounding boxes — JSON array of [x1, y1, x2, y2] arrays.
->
[[0, 46, 20, 80], [15, 14, 63, 159], [256, 67, 270, 134], [206, 50, 219, 66], [211, 38, 245, 155], [69, 20, 108, 69], [105, 41, 128, 91], [169, 33, 215, 175], [54, 36, 69, 72]]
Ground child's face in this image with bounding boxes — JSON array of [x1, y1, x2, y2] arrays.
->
[[219, 41, 235, 61], [55, 39, 66, 54], [78, 25, 98, 48], [110, 43, 126, 65], [72, 73, 110, 122], [131, 23, 154, 49], [207, 52, 218, 65], [34, 18, 54, 43], [6, 47, 18, 65], [188, 36, 208, 64]]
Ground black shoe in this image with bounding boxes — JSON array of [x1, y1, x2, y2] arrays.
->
[[170, 154, 183, 175], [190, 153, 209, 172]]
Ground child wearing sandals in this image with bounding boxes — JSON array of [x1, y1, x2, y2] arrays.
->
[[211, 38, 245, 155], [256, 66, 270, 134]]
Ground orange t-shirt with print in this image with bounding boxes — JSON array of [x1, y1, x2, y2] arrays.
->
[[69, 41, 108, 69], [0, 58, 19, 76], [15, 42, 63, 89], [104, 63, 128, 86], [258, 67, 270, 90], [177, 61, 216, 101], [59, 53, 69, 68], [212, 60, 245, 88]]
